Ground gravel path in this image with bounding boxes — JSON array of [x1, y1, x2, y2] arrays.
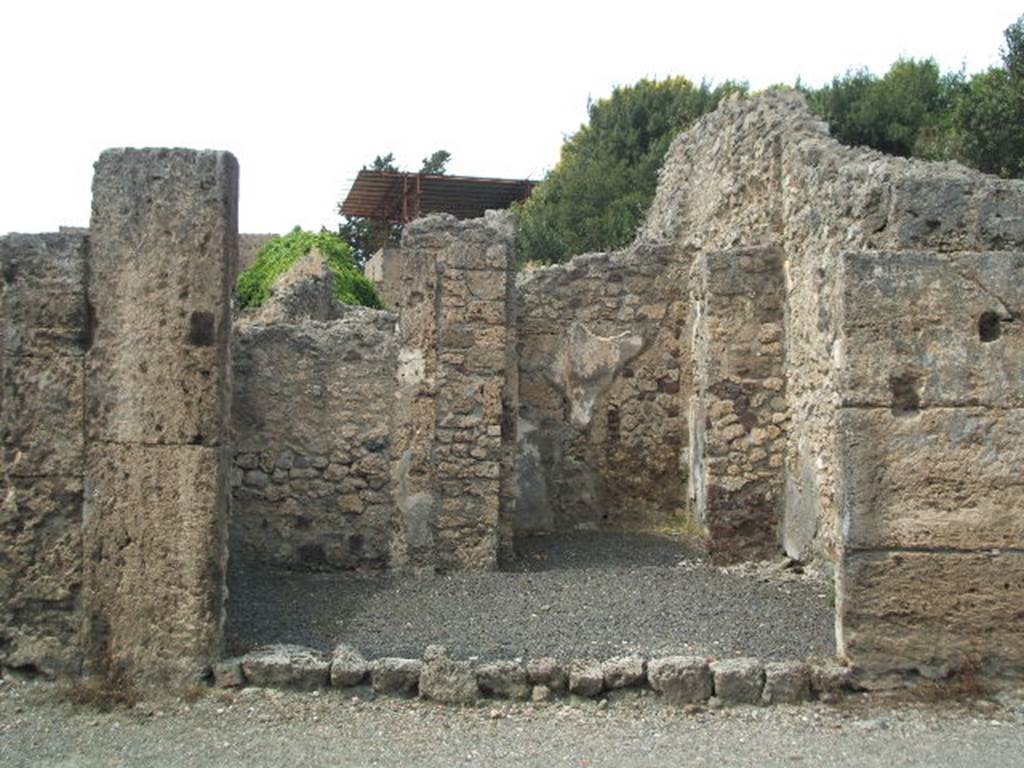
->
[[226, 532, 834, 661], [3, 678, 1024, 768]]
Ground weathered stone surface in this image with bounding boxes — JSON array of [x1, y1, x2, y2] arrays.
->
[[329, 643, 369, 687], [390, 213, 515, 571], [476, 660, 530, 700], [838, 551, 1024, 677], [371, 658, 422, 696], [809, 661, 856, 695], [515, 242, 689, 532], [531, 684, 553, 702], [82, 443, 228, 683], [0, 476, 83, 677], [419, 645, 478, 704], [2, 354, 84, 476], [87, 148, 237, 446], [838, 408, 1024, 551], [602, 655, 645, 689], [526, 657, 567, 692], [689, 247, 786, 562], [240, 645, 329, 690], [0, 232, 88, 358], [232, 309, 398, 570], [711, 658, 764, 705], [212, 659, 245, 688], [646, 656, 713, 704], [836, 251, 1024, 409], [762, 661, 811, 704], [567, 660, 604, 698]]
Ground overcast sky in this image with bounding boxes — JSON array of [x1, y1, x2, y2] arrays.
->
[[2, 1, 1021, 235]]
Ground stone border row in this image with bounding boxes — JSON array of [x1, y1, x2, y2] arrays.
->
[[213, 644, 860, 707]]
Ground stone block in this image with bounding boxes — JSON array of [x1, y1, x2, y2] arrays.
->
[[602, 655, 645, 689], [0, 475, 83, 677], [420, 647, 479, 704], [526, 657, 566, 692], [330, 643, 369, 687], [476, 660, 530, 700], [762, 661, 811, 704], [1, 287, 88, 359], [82, 443, 228, 683], [646, 656, 713, 704], [838, 551, 1024, 677], [710, 658, 764, 705], [0, 232, 86, 290], [837, 251, 1024, 408], [838, 408, 1024, 551], [212, 659, 245, 688], [240, 645, 329, 690], [87, 148, 237, 446], [2, 354, 84, 476], [809, 661, 857, 696], [567, 660, 605, 698], [371, 658, 422, 696]]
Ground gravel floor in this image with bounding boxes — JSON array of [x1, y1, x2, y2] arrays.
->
[[3, 678, 1024, 768], [226, 531, 835, 661]]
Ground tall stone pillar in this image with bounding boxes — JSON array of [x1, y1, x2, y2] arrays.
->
[[83, 149, 238, 683], [391, 213, 516, 571]]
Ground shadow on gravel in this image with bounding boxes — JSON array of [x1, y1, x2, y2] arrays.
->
[[504, 530, 699, 572]]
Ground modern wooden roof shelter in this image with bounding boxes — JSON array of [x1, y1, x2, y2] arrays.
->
[[340, 170, 536, 223]]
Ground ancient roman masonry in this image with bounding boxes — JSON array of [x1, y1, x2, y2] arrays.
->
[[1, 93, 1022, 687]]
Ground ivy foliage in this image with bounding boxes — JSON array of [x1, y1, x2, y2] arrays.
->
[[236, 228, 382, 310], [515, 77, 746, 265]]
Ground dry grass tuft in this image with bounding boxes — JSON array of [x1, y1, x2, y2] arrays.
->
[[63, 675, 138, 712]]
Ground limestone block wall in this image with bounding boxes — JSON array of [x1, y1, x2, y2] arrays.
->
[[231, 303, 399, 571], [515, 243, 689, 532], [689, 247, 787, 563], [0, 232, 89, 676], [645, 92, 1024, 677], [391, 213, 516, 571], [833, 250, 1024, 677], [83, 148, 237, 684]]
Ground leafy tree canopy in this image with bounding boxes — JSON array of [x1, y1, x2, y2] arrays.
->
[[515, 77, 747, 265], [515, 15, 1024, 267], [237, 227, 382, 310]]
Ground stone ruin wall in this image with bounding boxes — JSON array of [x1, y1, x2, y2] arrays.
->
[[230, 257, 399, 570], [389, 214, 517, 570], [229, 214, 517, 574], [0, 232, 89, 677], [515, 244, 689, 533], [1, 92, 1023, 686], [645, 92, 1024, 677], [688, 246, 788, 563]]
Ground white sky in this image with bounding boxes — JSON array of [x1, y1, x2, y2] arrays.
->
[[2, 1, 1021, 235]]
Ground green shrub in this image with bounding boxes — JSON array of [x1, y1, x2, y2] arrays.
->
[[236, 228, 382, 310]]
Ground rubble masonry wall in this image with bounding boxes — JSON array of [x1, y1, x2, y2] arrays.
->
[[514, 243, 689, 532]]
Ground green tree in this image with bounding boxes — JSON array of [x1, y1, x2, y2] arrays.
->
[[953, 14, 1024, 178], [515, 77, 746, 265], [420, 150, 452, 175], [804, 59, 961, 159], [338, 150, 451, 266]]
